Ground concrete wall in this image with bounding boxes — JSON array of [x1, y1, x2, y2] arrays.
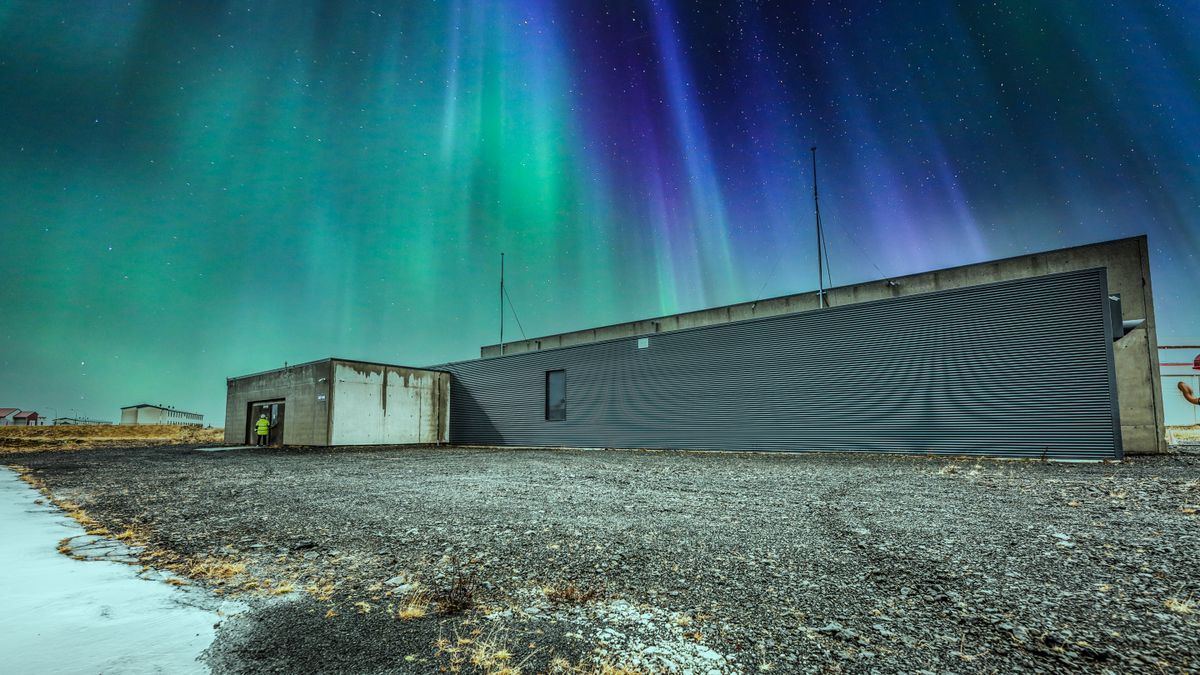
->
[[224, 360, 332, 445], [329, 362, 449, 445], [481, 236, 1165, 454]]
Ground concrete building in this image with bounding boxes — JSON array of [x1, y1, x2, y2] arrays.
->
[[480, 235, 1164, 455], [226, 236, 1163, 458], [224, 359, 450, 446], [120, 404, 204, 426]]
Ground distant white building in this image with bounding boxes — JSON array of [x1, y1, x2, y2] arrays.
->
[[119, 404, 203, 426], [53, 417, 113, 426]]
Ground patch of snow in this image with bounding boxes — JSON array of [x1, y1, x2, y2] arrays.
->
[[496, 590, 737, 674], [0, 469, 243, 673]]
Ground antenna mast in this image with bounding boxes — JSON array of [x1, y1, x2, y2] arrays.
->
[[499, 252, 505, 355], [811, 147, 826, 308]]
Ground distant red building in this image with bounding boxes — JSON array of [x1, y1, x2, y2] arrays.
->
[[0, 409, 40, 426]]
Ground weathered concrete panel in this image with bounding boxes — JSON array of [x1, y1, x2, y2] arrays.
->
[[329, 362, 449, 445]]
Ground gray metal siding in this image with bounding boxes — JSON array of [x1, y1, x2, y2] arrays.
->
[[437, 269, 1121, 459]]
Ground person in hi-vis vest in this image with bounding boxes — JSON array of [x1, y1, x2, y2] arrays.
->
[[255, 413, 271, 446]]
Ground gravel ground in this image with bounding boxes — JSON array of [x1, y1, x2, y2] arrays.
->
[[9, 445, 1200, 673]]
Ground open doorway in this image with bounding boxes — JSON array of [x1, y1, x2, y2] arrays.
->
[[246, 400, 286, 446]]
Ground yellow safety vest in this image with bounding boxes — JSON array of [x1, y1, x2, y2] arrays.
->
[[255, 418, 270, 435]]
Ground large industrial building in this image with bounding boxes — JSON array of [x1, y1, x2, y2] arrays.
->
[[225, 236, 1165, 459]]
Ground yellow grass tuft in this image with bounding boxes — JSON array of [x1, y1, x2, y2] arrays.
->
[[397, 594, 429, 620], [306, 579, 336, 602], [354, 601, 372, 614], [178, 558, 246, 582], [1166, 597, 1194, 615], [57, 538, 77, 558]]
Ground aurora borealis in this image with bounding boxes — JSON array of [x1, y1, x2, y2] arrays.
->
[[1, 1, 1197, 425]]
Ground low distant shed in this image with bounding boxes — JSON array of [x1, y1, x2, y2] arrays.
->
[[224, 358, 449, 447]]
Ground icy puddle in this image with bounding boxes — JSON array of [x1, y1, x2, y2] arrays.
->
[[0, 468, 241, 673]]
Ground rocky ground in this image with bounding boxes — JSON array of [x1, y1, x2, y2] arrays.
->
[[8, 444, 1200, 673]]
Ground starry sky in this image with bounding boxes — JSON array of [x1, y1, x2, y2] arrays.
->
[[1, 0, 1197, 426]]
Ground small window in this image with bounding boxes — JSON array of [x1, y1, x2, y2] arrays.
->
[[545, 370, 566, 421], [637, 337, 649, 349]]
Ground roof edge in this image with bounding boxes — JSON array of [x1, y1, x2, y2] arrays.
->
[[481, 234, 1148, 350]]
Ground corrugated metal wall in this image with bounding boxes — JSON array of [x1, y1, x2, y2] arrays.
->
[[436, 269, 1121, 459]]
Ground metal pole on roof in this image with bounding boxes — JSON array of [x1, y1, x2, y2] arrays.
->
[[811, 146, 826, 308], [499, 252, 505, 356]]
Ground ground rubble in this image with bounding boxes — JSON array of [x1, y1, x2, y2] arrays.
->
[[8, 444, 1200, 673]]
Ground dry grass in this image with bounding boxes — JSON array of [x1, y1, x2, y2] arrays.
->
[[178, 558, 247, 581], [397, 594, 430, 620], [1165, 597, 1195, 615], [434, 625, 540, 675], [0, 425, 222, 455], [306, 579, 337, 602], [542, 583, 601, 605]]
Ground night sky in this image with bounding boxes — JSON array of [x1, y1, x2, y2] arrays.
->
[[1, 1, 1197, 425]]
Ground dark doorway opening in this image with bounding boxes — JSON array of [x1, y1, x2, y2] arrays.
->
[[247, 400, 286, 446]]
